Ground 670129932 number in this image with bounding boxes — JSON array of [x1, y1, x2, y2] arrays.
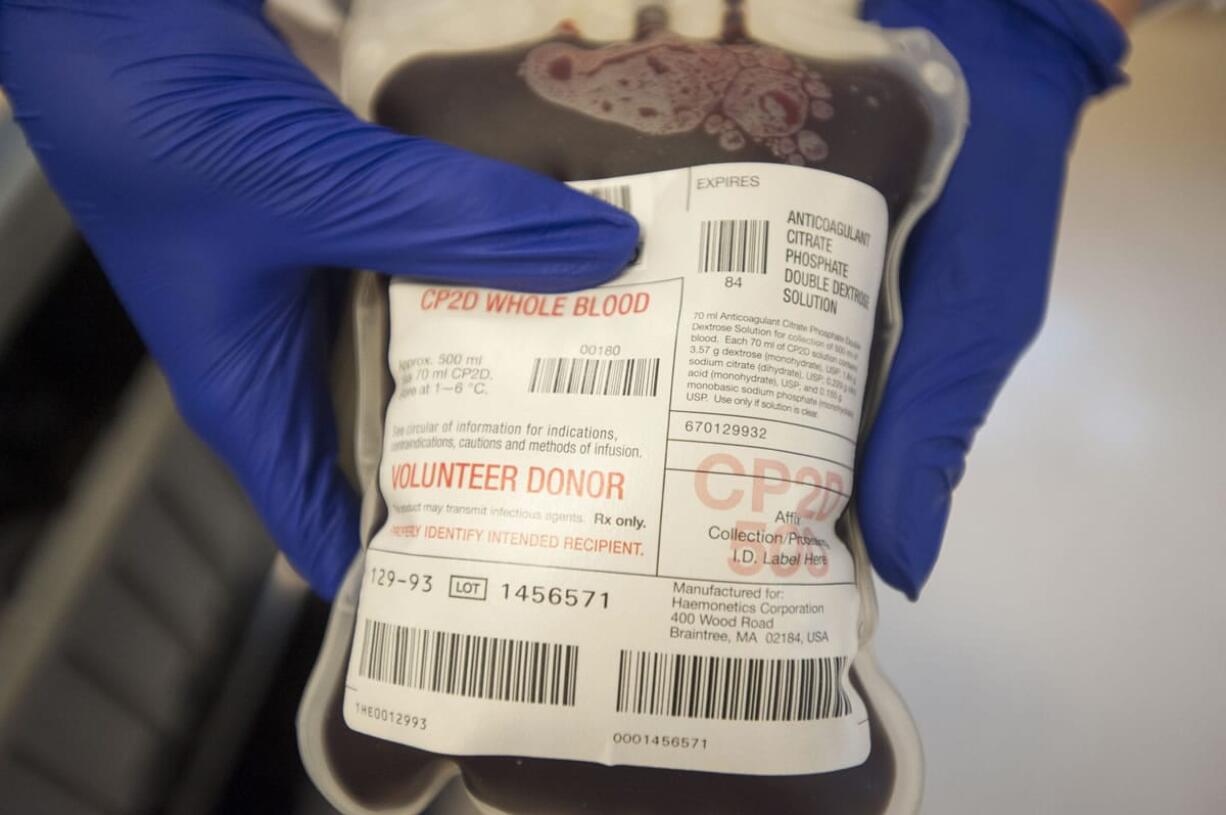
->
[[682, 418, 767, 440]]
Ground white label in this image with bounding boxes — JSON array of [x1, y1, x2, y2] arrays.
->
[[344, 162, 887, 775]]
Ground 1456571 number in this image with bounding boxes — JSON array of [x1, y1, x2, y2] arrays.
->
[[501, 583, 609, 609]]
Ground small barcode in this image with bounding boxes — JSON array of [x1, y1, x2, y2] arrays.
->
[[359, 620, 579, 706], [529, 357, 660, 397], [698, 219, 769, 274], [615, 651, 852, 721], [584, 183, 632, 211]]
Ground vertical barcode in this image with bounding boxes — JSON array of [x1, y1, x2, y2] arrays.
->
[[359, 620, 579, 706], [615, 651, 852, 721], [698, 219, 770, 274], [529, 357, 660, 397], [584, 183, 632, 211]]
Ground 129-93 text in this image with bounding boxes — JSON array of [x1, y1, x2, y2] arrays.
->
[[368, 566, 433, 592]]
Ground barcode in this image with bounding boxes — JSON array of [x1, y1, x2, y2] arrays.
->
[[615, 651, 852, 721], [698, 219, 769, 274], [584, 183, 632, 211], [529, 357, 660, 397], [359, 620, 579, 706]]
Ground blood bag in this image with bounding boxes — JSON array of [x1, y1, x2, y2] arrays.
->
[[298, 2, 967, 813]]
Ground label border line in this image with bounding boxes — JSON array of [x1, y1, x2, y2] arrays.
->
[[366, 547, 855, 588]]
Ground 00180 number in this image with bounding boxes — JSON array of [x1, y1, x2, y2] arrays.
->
[[579, 343, 622, 356]]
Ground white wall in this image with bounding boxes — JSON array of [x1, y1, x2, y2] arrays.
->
[[873, 7, 1226, 814]]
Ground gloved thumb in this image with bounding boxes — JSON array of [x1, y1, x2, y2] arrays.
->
[[855, 158, 1061, 599], [854, 0, 1130, 599], [855, 302, 1025, 602], [169, 275, 359, 599], [270, 128, 641, 293], [0, 0, 638, 600]]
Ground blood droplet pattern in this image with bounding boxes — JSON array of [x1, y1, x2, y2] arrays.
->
[[520, 34, 833, 165]]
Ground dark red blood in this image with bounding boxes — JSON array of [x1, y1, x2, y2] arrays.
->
[[764, 89, 803, 126], [365, 11, 936, 813], [547, 57, 572, 81]]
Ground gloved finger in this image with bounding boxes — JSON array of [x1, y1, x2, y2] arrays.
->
[[169, 276, 358, 598], [279, 133, 642, 293]]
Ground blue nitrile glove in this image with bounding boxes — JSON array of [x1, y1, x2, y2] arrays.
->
[[0, 0, 638, 598], [858, 0, 1127, 597]]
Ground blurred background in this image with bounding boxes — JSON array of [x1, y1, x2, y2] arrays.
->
[[874, 5, 1226, 813], [0, 2, 1223, 814]]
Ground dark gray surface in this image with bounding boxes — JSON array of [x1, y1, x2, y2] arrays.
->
[[0, 117, 75, 354]]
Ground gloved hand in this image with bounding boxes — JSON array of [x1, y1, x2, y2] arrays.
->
[[0, 0, 638, 598], [858, 0, 1127, 597]]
